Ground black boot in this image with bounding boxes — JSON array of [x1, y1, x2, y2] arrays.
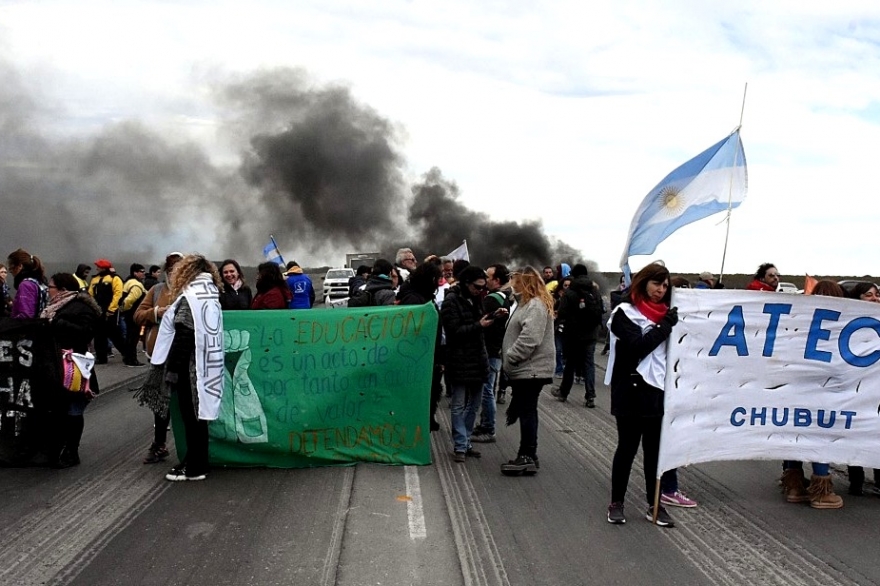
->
[[57, 415, 84, 468], [848, 465, 865, 495]]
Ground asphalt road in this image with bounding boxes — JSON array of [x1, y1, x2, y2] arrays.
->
[[3, 353, 880, 586]]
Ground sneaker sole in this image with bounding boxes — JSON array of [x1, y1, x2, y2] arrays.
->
[[660, 497, 697, 508], [645, 513, 675, 527], [606, 516, 625, 524], [500, 464, 538, 475]]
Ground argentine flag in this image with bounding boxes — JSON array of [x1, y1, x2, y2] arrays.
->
[[262, 237, 285, 266], [619, 129, 747, 280]]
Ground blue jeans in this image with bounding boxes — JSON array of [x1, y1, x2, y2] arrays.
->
[[783, 460, 830, 476], [478, 357, 501, 434], [554, 331, 564, 376], [449, 382, 482, 453]]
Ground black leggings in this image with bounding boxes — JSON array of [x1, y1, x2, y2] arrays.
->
[[611, 415, 662, 504]]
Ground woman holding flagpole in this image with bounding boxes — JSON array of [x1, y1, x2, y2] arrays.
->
[[605, 262, 678, 527]]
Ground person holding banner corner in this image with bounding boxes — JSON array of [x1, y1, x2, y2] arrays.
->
[[844, 281, 880, 497], [605, 262, 678, 527]]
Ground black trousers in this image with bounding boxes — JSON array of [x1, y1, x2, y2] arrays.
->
[[509, 379, 544, 458], [611, 415, 662, 504], [173, 374, 209, 476], [94, 313, 134, 363]]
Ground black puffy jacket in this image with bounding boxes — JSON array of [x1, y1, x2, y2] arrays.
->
[[440, 285, 488, 384]]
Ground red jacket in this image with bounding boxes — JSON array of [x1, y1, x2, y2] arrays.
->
[[746, 279, 775, 292], [251, 286, 291, 310]]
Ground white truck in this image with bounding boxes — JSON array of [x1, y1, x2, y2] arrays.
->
[[323, 267, 355, 304]]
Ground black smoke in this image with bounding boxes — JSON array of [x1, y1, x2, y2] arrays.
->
[[1, 60, 583, 269]]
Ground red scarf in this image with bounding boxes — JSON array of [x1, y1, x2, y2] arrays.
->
[[746, 279, 775, 292], [632, 291, 668, 324]]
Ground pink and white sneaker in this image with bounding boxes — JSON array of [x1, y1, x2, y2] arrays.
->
[[660, 491, 697, 508]]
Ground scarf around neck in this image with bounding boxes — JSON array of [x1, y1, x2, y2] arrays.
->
[[632, 292, 668, 324], [151, 273, 224, 420], [41, 290, 77, 321]]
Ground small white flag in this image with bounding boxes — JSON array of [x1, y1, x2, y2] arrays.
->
[[446, 240, 469, 262]]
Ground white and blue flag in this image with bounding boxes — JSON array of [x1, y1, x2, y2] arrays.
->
[[619, 129, 747, 281], [262, 236, 285, 266]]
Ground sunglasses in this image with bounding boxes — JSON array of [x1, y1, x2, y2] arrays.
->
[[470, 283, 487, 291]]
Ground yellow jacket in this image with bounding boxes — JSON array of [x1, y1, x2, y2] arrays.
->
[[121, 278, 146, 312], [89, 273, 124, 313]]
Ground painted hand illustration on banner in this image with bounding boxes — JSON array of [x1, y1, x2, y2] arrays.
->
[[210, 329, 269, 444]]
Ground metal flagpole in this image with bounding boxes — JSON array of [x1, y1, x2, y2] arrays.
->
[[271, 234, 285, 266], [718, 83, 748, 284]]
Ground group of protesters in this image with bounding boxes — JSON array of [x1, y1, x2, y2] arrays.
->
[[1, 248, 222, 482], [5, 247, 879, 523]]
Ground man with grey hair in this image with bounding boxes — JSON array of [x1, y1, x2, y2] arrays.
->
[[395, 248, 417, 283]]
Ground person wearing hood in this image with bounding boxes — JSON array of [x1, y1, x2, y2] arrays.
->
[[545, 263, 571, 296], [73, 264, 91, 291], [551, 264, 604, 407], [349, 259, 397, 306], [440, 265, 494, 462], [284, 261, 315, 309], [6, 248, 47, 319], [348, 265, 372, 297]]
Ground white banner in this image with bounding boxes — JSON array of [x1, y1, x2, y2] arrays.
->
[[657, 289, 880, 475]]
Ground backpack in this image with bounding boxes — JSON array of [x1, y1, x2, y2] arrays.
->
[[347, 288, 375, 308], [25, 278, 49, 315], [92, 275, 117, 311], [562, 282, 604, 333]]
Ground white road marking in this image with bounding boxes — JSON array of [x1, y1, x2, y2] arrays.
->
[[404, 465, 427, 540]]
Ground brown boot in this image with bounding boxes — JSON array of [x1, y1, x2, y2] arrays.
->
[[808, 474, 843, 509], [781, 468, 811, 503]]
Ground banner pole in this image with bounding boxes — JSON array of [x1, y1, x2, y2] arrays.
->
[[652, 478, 662, 524], [718, 82, 748, 283]]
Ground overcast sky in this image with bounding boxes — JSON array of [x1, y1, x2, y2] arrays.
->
[[2, 1, 879, 276]]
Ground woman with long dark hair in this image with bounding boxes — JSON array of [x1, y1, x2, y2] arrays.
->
[[605, 262, 678, 527], [219, 259, 253, 310], [6, 248, 47, 318], [251, 262, 291, 309]]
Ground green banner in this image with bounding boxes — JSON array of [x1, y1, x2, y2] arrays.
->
[[173, 303, 437, 468]]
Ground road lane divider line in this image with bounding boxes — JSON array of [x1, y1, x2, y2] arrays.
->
[[404, 466, 427, 540]]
